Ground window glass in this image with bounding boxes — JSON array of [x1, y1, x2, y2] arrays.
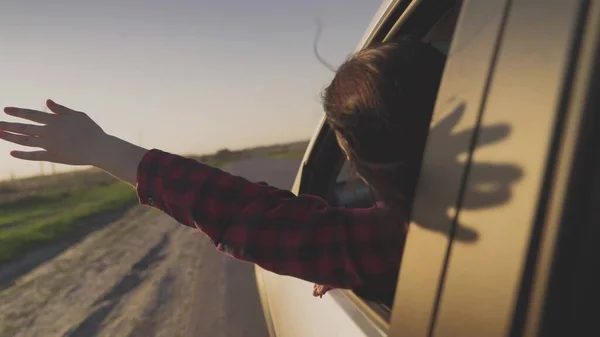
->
[[431, 41, 451, 54], [331, 160, 375, 208]]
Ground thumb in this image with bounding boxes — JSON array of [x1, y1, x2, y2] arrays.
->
[[453, 221, 479, 242], [46, 99, 74, 115]]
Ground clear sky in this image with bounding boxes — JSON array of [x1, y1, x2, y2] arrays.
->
[[0, 0, 380, 180]]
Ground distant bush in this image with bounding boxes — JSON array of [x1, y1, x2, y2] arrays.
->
[[0, 184, 18, 194]]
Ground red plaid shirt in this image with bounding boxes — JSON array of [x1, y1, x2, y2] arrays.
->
[[136, 149, 405, 302]]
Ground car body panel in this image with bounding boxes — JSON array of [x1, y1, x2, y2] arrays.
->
[[389, 0, 510, 336], [255, 268, 387, 337], [432, 1, 591, 336]]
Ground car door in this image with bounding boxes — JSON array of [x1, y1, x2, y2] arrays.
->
[[254, 0, 512, 336], [389, 0, 600, 336], [253, 3, 411, 335], [388, 0, 512, 336], [253, 3, 412, 336], [424, 0, 600, 336]]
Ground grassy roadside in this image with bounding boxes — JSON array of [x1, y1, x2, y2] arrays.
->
[[266, 149, 306, 160], [0, 181, 136, 263]]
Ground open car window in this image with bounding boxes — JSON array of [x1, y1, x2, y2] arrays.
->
[[288, 0, 469, 332], [310, 0, 465, 325], [328, 0, 461, 210]]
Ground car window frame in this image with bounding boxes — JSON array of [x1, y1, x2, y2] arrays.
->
[[296, 0, 466, 333], [387, 0, 513, 335]]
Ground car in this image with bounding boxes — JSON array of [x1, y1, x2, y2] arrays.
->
[[254, 0, 600, 336]]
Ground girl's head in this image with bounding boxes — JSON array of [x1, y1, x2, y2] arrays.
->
[[322, 39, 446, 220]]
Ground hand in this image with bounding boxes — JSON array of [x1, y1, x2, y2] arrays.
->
[[412, 101, 522, 242], [0, 99, 107, 166]]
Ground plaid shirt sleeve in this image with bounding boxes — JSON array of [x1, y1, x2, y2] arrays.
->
[[136, 149, 404, 290]]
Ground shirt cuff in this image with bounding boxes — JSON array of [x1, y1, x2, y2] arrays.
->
[[135, 148, 170, 209]]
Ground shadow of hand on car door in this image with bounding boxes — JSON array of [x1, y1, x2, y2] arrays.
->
[[411, 101, 523, 242]]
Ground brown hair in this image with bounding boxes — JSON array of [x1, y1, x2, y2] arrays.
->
[[322, 39, 446, 222]]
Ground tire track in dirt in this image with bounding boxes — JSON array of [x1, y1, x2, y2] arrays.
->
[[64, 233, 171, 337]]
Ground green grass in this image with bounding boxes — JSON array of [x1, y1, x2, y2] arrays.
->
[[266, 149, 306, 159], [0, 181, 136, 263]]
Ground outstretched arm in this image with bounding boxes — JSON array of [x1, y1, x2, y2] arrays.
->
[[0, 99, 146, 186], [0, 99, 404, 292], [134, 148, 403, 291]]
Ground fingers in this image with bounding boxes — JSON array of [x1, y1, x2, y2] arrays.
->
[[10, 150, 53, 162], [452, 124, 511, 149], [453, 223, 479, 242], [0, 131, 44, 148], [0, 121, 45, 136], [46, 99, 78, 115], [432, 102, 465, 135], [4, 107, 55, 124], [3, 99, 79, 124], [467, 162, 523, 183], [476, 124, 511, 147]]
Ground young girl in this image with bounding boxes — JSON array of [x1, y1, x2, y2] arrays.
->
[[0, 39, 445, 306]]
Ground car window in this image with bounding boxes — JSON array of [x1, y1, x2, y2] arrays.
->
[[331, 0, 460, 210], [320, 0, 463, 322]]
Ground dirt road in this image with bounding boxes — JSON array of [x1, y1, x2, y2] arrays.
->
[[0, 157, 301, 337]]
